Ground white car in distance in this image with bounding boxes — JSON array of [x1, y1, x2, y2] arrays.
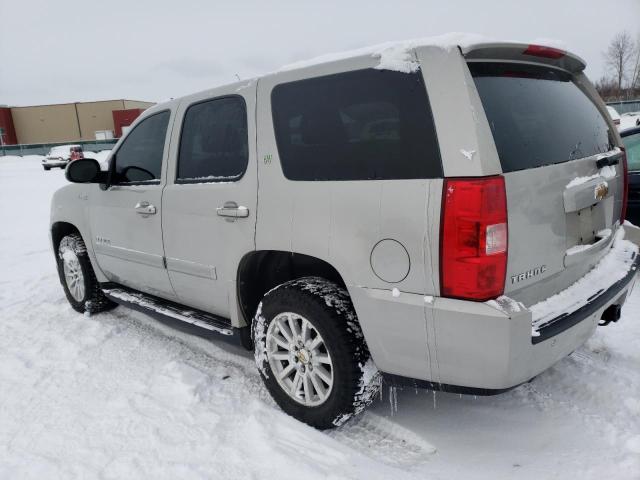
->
[[42, 145, 83, 171]]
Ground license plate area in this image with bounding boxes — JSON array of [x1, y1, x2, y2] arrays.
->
[[565, 197, 614, 248]]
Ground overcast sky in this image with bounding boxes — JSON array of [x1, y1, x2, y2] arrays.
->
[[1, 0, 639, 106]]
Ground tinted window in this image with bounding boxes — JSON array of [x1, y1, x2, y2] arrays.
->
[[114, 111, 170, 183], [470, 63, 613, 173], [271, 69, 442, 181], [622, 132, 640, 171], [177, 97, 248, 182]]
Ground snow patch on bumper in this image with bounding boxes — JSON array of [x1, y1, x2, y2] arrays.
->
[[530, 227, 639, 334]]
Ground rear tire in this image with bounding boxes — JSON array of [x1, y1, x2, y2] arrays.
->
[[253, 277, 381, 429], [56, 233, 116, 314]]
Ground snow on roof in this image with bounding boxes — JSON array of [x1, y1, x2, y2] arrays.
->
[[279, 32, 493, 73], [156, 33, 578, 110]]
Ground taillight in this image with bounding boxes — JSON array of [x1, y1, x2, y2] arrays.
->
[[621, 147, 629, 223], [440, 176, 508, 301], [523, 44, 565, 59]]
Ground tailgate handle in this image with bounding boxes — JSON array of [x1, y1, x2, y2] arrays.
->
[[563, 176, 612, 213], [596, 152, 621, 169]]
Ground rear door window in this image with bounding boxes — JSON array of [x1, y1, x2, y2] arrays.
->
[[271, 68, 442, 181], [177, 96, 248, 183], [469, 63, 614, 172]]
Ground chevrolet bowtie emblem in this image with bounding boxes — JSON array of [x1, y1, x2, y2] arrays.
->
[[594, 182, 609, 201]]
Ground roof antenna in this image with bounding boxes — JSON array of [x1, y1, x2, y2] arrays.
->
[[235, 73, 241, 81]]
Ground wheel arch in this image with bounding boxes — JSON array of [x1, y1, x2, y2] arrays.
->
[[51, 221, 82, 253], [50, 220, 108, 283], [236, 250, 348, 327]]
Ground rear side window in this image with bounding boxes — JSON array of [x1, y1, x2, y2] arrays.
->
[[470, 63, 613, 172], [114, 111, 170, 183], [177, 96, 248, 183], [271, 68, 442, 181]]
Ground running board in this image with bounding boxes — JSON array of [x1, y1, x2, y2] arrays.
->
[[102, 285, 234, 336]]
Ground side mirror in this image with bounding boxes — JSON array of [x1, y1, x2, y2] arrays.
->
[[65, 158, 106, 183]]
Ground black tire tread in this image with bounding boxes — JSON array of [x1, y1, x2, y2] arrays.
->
[[253, 277, 381, 429]]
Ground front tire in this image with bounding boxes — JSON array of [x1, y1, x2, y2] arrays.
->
[[253, 277, 381, 429], [56, 233, 116, 314]]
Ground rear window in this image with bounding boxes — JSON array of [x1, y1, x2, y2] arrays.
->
[[271, 68, 442, 181], [469, 63, 614, 172]]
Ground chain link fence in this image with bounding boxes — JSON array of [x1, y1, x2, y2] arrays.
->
[[0, 139, 118, 157], [607, 100, 640, 114]]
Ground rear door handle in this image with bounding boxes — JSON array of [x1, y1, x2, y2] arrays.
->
[[216, 201, 249, 218], [135, 201, 157, 216]]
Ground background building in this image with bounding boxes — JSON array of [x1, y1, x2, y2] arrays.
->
[[0, 99, 154, 146]]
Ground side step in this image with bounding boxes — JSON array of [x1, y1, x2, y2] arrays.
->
[[102, 284, 234, 336]]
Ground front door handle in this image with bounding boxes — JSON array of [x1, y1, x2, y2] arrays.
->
[[135, 201, 157, 216], [216, 201, 249, 218]]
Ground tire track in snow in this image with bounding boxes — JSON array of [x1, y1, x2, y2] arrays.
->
[[109, 306, 438, 470]]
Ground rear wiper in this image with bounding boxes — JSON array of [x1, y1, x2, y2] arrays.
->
[[596, 151, 621, 169]]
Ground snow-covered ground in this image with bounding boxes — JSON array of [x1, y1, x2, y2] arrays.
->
[[1, 155, 639, 479], [620, 113, 640, 132]]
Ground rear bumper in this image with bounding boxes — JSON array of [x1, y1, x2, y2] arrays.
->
[[533, 250, 638, 343], [351, 225, 640, 392]]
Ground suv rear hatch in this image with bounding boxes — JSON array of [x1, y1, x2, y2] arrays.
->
[[464, 45, 624, 308]]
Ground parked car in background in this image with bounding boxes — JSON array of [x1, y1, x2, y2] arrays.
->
[[42, 145, 83, 171], [69, 146, 84, 161], [620, 112, 640, 131], [621, 126, 640, 225], [606, 105, 621, 126]]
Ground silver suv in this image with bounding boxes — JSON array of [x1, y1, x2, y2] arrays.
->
[[51, 39, 640, 429]]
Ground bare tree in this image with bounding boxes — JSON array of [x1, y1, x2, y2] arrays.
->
[[604, 31, 635, 92], [631, 33, 640, 89], [595, 76, 619, 101]]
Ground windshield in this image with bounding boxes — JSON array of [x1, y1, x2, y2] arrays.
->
[[623, 131, 640, 171], [469, 62, 614, 172]]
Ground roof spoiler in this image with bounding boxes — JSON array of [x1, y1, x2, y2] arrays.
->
[[461, 42, 586, 74]]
